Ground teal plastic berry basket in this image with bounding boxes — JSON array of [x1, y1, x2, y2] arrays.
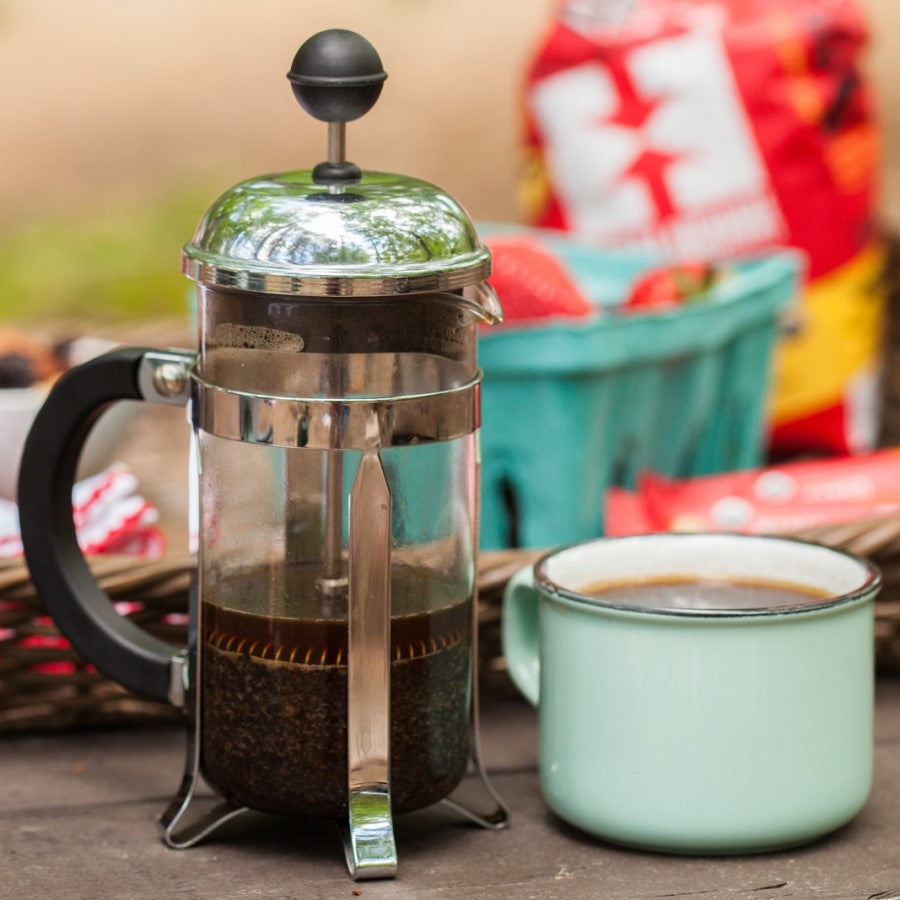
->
[[478, 248, 802, 549]]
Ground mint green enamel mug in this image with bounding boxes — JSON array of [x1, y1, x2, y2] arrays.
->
[[502, 534, 881, 854]]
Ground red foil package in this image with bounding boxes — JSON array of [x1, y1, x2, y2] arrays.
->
[[521, 0, 886, 455], [605, 449, 900, 536]]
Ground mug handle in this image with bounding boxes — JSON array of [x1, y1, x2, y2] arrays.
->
[[501, 565, 541, 706], [17, 346, 194, 706]]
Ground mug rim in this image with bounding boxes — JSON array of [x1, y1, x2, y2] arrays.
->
[[533, 532, 882, 619]]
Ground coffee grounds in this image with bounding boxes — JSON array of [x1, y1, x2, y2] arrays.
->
[[201, 598, 471, 818]]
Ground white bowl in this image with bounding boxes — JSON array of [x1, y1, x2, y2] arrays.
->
[[0, 337, 138, 501]]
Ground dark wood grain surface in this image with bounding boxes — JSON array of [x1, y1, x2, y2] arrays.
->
[[3, 683, 899, 899]]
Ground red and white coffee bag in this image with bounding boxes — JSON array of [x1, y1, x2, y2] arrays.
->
[[521, 0, 886, 455]]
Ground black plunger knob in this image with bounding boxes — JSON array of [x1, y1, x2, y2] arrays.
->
[[287, 30, 387, 185], [287, 29, 387, 123]]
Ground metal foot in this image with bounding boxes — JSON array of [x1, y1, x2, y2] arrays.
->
[[160, 784, 248, 849], [341, 448, 398, 881], [442, 556, 511, 832], [339, 786, 398, 880], [440, 739, 510, 830], [158, 577, 250, 850], [158, 702, 248, 849], [441, 782, 508, 830]]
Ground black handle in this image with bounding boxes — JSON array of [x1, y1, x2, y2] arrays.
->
[[17, 347, 189, 704]]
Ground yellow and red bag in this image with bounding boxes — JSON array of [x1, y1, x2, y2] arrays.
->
[[521, 0, 885, 455]]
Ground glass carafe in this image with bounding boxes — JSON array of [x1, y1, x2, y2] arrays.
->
[[195, 286, 482, 817]]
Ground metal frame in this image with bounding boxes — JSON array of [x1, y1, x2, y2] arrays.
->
[[159, 367, 507, 880]]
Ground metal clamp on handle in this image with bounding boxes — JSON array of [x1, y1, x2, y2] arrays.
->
[[138, 351, 194, 406], [17, 347, 195, 705]]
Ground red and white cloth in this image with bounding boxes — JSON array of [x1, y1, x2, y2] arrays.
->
[[0, 464, 166, 559]]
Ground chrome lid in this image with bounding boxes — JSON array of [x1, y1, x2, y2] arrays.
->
[[182, 171, 491, 297], [182, 29, 495, 304]]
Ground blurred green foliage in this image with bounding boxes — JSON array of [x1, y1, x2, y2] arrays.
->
[[0, 189, 209, 324]]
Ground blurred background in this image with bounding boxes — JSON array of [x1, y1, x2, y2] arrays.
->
[[1, 0, 897, 325], [0, 0, 545, 323]]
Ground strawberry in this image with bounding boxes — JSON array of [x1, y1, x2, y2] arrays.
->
[[486, 236, 593, 322], [623, 262, 720, 312]]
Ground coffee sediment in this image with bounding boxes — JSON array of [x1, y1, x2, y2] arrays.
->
[[200, 564, 471, 818]]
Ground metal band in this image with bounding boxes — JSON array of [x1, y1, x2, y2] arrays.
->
[[182, 257, 491, 298], [191, 372, 481, 450]]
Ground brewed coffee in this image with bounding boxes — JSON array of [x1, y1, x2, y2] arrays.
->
[[578, 576, 831, 612]]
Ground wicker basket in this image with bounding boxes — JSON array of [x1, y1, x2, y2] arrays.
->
[[2, 520, 899, 734], [0, 554, 190, 733]]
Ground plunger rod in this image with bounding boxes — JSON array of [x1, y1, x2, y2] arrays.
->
[[328, 121, 347, 165], [321, 358, 346, 586], [323, 447, 344, 582]]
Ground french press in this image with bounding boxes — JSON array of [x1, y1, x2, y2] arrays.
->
[[17, 29, 507, 879]]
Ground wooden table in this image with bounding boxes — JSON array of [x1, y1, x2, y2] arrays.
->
[[3, 681, 899, 899]]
